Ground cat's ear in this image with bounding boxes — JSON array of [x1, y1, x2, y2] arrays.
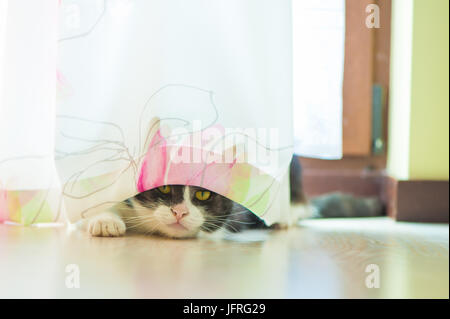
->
[[141, 116, 161, 155]]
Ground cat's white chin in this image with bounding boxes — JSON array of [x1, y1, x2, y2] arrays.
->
[[168, 222, 189, 231]]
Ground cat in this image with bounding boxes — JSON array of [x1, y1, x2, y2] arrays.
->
[[83, 157, 383, 238], [84, 185, 266, 238]]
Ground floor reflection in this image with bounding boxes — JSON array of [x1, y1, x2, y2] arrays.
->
[[0, 218, 448, 298]]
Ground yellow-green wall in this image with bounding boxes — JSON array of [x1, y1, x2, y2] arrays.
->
[[388, 0, 449, 180]]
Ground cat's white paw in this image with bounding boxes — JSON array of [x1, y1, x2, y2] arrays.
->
[[88, 214, 126, 237]]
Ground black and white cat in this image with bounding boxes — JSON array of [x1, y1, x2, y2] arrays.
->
[[84, 158, 383, 238]]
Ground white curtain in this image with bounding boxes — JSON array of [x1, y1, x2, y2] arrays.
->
[[293, 0, 345, 159], [0, 0, 60, 224], [0, 0, 343, 226]]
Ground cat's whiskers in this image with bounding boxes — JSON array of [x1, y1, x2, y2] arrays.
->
[[200, 224, 219, 232], [206, 216, 256, 225], [201, 219, 239, 233], [206, 210, 251, 218], [143, 220, 163, 235], [121, 207, 155, 213], [121, 215, 152, 219], [122, 214, 155, 221], [201, 222, 236, 234], [123, 216, 158, 230], [222, 222, 239, 233], [207, 217, 246, 232]]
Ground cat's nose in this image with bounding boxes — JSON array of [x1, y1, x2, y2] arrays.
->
[[171, 204, 189, 221]]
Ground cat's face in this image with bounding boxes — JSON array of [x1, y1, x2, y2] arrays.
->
[[129, 185, 233, 238]]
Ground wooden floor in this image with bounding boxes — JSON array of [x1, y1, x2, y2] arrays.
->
[[0, 216, 448, 298]]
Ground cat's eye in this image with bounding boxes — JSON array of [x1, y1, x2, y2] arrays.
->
[[195, 190, 211, 201], [157, 185, 171, 194]]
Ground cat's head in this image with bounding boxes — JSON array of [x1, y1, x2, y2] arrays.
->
[[129, 185, 234, 238]]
